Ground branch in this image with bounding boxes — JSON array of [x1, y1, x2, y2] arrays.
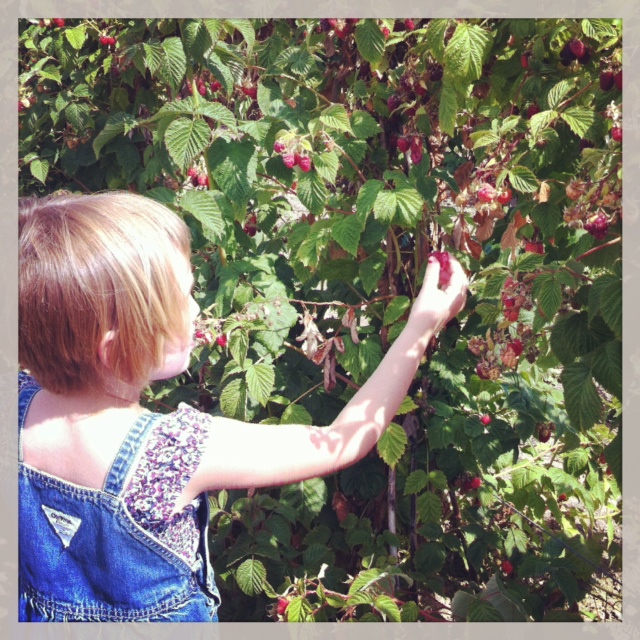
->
[[575, 236, 621, 262]]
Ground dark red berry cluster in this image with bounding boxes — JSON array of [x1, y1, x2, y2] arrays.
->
[[584, 211, 610, 240], [99, 35, 117, 49], [560, 38, 591, 65], [186, 167, 209, 188], [430, 250, 453, 288], [274, 140, 312, 173], [536, 421, 556, 443]]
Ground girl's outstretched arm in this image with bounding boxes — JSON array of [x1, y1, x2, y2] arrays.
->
[[186, 256, 468, 495]]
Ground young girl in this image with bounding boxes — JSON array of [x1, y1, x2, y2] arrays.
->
[[18, 191, 467, 622]]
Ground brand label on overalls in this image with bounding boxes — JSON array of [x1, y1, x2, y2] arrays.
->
[[42, 505, 82, 548]]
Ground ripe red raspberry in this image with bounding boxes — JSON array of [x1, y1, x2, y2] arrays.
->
[[538, 428, 551, 443], [410, 148, 423, 164], [569, 39, 586, 59], [504, 308, 520, 322], [480, 414, 491, 426], [598, 453, 607, 465], [216, 334, 228, 348], [524, 241, 544, 254], [210, 80, 221, 92], [430, 251, 453, 287], [502, 560, 514, 574], [614, 70, 622, 91], [282, 154, 296, 169], [108, 37, 117, 46], [242, 85, 257, 99], [558, 493, 567, 502], [197, 83, 207, 96], [298, 156, 312, 173], [429, 64, 443, 82], [502, 296, 516, 309], [577, 49, 591, 65], [584, 211, 609, 240], [527, 103, 541, 118], [520, 53, 530, 69], [404, 19, 415, 30], [497, 188, 512, 205], [382, 27, 390, 39], [326, 19, 338, 28], [477, 183, 497, 203], [276, 598, 288, 616], [273, 140, 286, 153], [197, 174, 209, 187], [510, 339, 523, 357], [387, 94, 401, 112], [187, 167, 198, 178], [600, 71, 615, 91], [469, 477, 482, 489], [397, 137, 410, 153], [611, 126, 622, 142], [415, 84, 428, 97], [53, 18, 65, 28], [99, 35, 109, 46], [18, 101, 25, 113]]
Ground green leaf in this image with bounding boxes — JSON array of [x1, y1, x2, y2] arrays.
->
[[561, 363, 602, 432], [373, 190, 397, 222], [590, 274, 621, 339], [280, 478, 327, 527], [534, 273, 562, 321], [417, 492, 442, 523], [93, 112, 138, 158], [384, 296, 410, 326], [565, 448, 589, 476], [508, 165, 538, 193], [354, 19, 386, 64], [604, 431, 621, 487], [30, 159, 49, 185], [179, 190, 225, 242], [404, 470, 429, 494], [356, 179, 385, 219], [400, 601, 419, 622], [65, 102, 91, 131], [547, 79, 573, 110], [395, 187, 423, 227], [206, 138, 257, 206], [163, 117, 211, 172], [280, 404, 312, 425], [203, 19, 223, 44], [471, 130, 500, 148], [225, 18, 255, 53], [529, 110, 557, 138], [297, 171, 328, 217], [561, 107, 603, 141], [550, 311, 613, 365], [425, 19, 449, 62], [332, 215, 362, 257], [427, 470, 448, 491], [161, 37, 187, 93], [313, 151, 339, 185], [588, 340, 622, 400], [64, 26, 86, 50], [351, 110, 381, 138], [246, 363, 275, 406], [553, 568, 579, 605], [143, 42, 165, 75], [531, 203, 561, 239], [374, 595, 401, 622], [376, 422, 408, 469], [504, 528, 528, 556], [438, 78, 458, 137], [220, 378, 247, 420], [414, 541, 447, 574], [235, 558, 266, 596], [320, 104, 353, 135], [444, 23, 493, 81], [286, 596, 314, 622], [359, 250, 387, 295], [468, 599, 504, 622]]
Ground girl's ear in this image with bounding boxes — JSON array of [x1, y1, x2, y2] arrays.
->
[[98, 330, 117, 369]]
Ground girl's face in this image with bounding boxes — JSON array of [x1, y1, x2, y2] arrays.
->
[[148, 253, 200, 382]]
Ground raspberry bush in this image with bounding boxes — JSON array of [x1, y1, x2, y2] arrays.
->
[[19, 18, 622, 622]]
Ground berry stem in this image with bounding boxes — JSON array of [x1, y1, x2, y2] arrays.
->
[[575, 236, 621, 262]]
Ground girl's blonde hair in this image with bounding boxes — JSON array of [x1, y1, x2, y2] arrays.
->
[[19, 191, 192, 394]]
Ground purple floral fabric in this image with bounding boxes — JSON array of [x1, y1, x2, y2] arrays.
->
[[123, 404, 211, 564]]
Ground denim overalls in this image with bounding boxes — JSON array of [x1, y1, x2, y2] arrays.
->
[[18, 378, 221, 622]]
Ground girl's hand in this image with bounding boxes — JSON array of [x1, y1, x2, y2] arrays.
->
[[410, 254, 468, 333]]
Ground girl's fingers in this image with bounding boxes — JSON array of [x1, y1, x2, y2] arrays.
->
[[422, 257, 441, 291]]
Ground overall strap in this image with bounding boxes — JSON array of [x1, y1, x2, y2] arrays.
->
[[103, 411, 162, 497], [18, 376, 42, 463]]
